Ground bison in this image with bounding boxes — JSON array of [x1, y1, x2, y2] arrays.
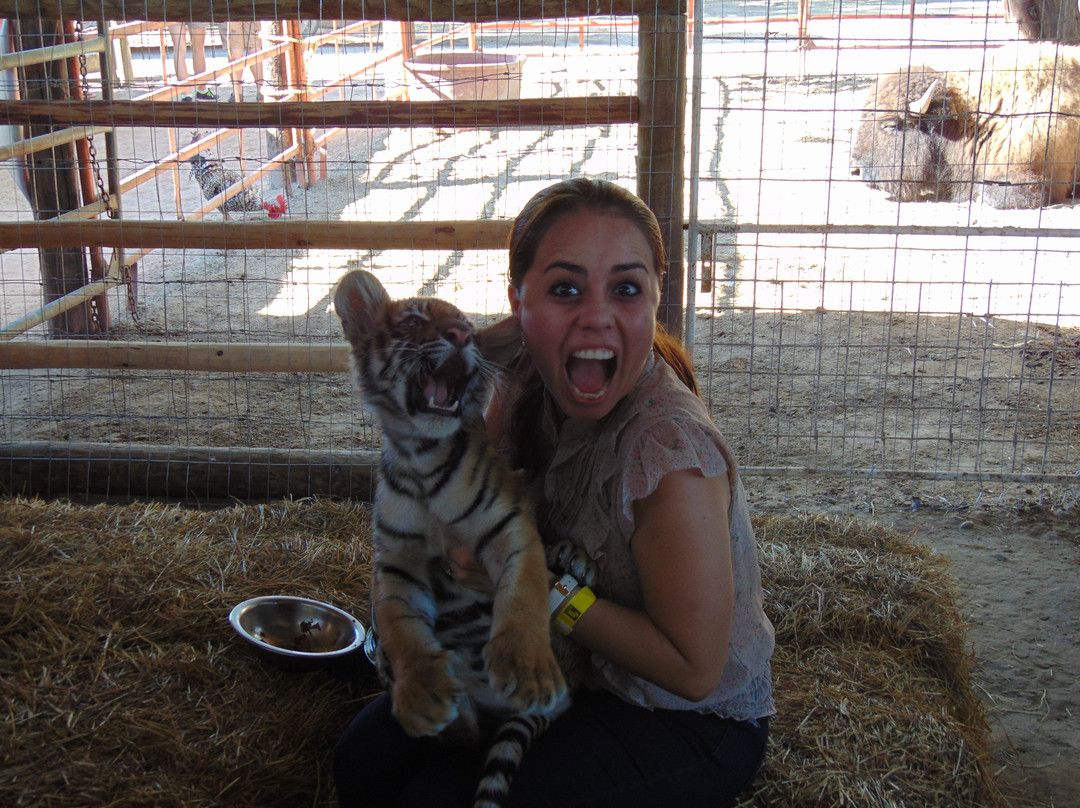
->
[[850, 43, 1080, 208]]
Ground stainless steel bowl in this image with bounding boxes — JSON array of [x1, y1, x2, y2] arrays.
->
[[229, 595, 365, 671]]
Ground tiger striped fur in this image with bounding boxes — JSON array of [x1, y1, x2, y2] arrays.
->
[[334, 270, 575, 807]]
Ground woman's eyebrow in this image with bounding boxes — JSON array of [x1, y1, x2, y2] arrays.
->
[[542, 260, 585, 274], [542, 261, 648, 274]]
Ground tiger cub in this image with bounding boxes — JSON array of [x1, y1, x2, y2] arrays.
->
[[334, 270, 571, 806]]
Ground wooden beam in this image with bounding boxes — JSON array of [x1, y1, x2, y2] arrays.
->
[[0, 340, 351, 372], [0, 124, 112, 162], [0, 441, 380, 501], [0, 219, 515, 251], [0, 97, 639, 129], [0, 279, 118, 339], [0, 0, 684, 23], [0, 35, 103, 71]]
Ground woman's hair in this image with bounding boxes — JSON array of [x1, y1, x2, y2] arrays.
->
[[500, 178, 699, 475], [508, 177, 667, 291]]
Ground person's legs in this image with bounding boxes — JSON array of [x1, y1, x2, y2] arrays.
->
[[187, 24, 206, 76], [186, 24, 211, 97], [335, 689, 768, 808], [333, 693, 482, 808], [225, 22, 246, 101], [168, 23, 188, 82], [226, 22, 249, 71], [504, 689, 769, 808], [226, 21, 263, 99]]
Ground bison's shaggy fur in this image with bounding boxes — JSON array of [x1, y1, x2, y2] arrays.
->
[[851, 43, 1080, 208]]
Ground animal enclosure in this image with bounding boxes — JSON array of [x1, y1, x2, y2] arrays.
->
[[1, 0, 1079, 512]]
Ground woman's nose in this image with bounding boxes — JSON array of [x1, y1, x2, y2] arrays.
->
[[577, 294, 615, 330]]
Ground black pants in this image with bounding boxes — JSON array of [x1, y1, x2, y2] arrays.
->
[[333, 689, 769, 808]]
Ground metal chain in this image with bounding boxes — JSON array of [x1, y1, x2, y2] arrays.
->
[[75, 22, 143, 330], [74, 22, 112, 217], [121, 253, 141, 327]]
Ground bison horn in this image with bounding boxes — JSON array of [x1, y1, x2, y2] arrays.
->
[[908, 79, 940, 116]]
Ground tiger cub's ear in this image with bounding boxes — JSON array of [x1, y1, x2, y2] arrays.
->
[[334, 270, 390, 343], [475, 315, 523, 369]]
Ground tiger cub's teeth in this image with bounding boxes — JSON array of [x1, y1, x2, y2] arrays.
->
[[428, 396, 461, 413]]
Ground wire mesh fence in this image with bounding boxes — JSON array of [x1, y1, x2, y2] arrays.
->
[[688, 0, 1080, 511], [1, 1, 1078, 510]]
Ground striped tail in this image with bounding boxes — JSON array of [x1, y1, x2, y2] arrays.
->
[[473, 713, 553, 808]]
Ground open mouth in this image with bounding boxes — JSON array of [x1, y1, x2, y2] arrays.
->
[[566, 348, 616, 400], [412, 354, 472, 416]]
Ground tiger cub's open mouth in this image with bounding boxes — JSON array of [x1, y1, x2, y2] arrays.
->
[[412, 354, 473, 416]]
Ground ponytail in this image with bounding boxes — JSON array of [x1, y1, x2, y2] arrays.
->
[[653, 324, 699, 397]]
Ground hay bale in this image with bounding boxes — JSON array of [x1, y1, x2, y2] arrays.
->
[[0, 498, 1004, 807], [740, 513, 1006, 807], [0, 497, 376, 808]]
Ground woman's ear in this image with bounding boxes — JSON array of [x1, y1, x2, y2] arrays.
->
[[508, 284, 521, 316]]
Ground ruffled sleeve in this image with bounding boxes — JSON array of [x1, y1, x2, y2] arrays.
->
[[616, 407, 735, 541]]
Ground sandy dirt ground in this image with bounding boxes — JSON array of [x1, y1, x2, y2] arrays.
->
[[1, 33, 1077, 806], [878, 505, 1079, 807]]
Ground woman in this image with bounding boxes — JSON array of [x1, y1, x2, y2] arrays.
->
[[168, 23, 214, 101], [334, 178, 774, 807]]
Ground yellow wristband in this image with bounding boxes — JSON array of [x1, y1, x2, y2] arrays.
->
[[553, 585, 596, 636]]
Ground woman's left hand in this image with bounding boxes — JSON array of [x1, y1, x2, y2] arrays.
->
[[446, 540, 496, 594]]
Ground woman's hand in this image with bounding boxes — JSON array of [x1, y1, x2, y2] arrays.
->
[[446, 540, 496, 594]]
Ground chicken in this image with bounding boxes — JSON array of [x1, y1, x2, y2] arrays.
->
[[261, 194, 288, 218], [186, 154, 264, 217]]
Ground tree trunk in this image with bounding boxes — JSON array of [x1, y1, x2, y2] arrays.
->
[[15, 18, 96, 335], [1003, 0, 1080, 43]]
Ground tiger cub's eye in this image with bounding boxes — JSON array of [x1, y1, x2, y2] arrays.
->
[[397, 313, 427, 331]]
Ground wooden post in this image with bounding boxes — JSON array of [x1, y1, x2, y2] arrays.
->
[[16, 17, 96, 336], [397, 21, 415, 101], [264, 20, 296, 190], [637, 12, 686, 339], [116, 23, 134, 85], [286, 19, 318, 187]]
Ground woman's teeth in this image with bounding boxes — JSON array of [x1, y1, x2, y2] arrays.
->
[[572, 385, 608, 400], [572, 348, 614, 361]]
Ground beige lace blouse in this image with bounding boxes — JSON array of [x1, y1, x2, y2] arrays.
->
[[533, 352, 775, 721]]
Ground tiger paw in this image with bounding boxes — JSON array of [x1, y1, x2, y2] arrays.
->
[[391, 650, 464, 737], [484, 631, 567, 715]]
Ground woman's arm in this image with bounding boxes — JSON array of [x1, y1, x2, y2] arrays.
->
[[568, 468, 734, 702]]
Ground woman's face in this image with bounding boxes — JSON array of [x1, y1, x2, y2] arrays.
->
[[510, 209, 660, 422]]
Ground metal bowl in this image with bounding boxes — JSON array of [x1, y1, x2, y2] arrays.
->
[[229, 595, 365, 671]]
